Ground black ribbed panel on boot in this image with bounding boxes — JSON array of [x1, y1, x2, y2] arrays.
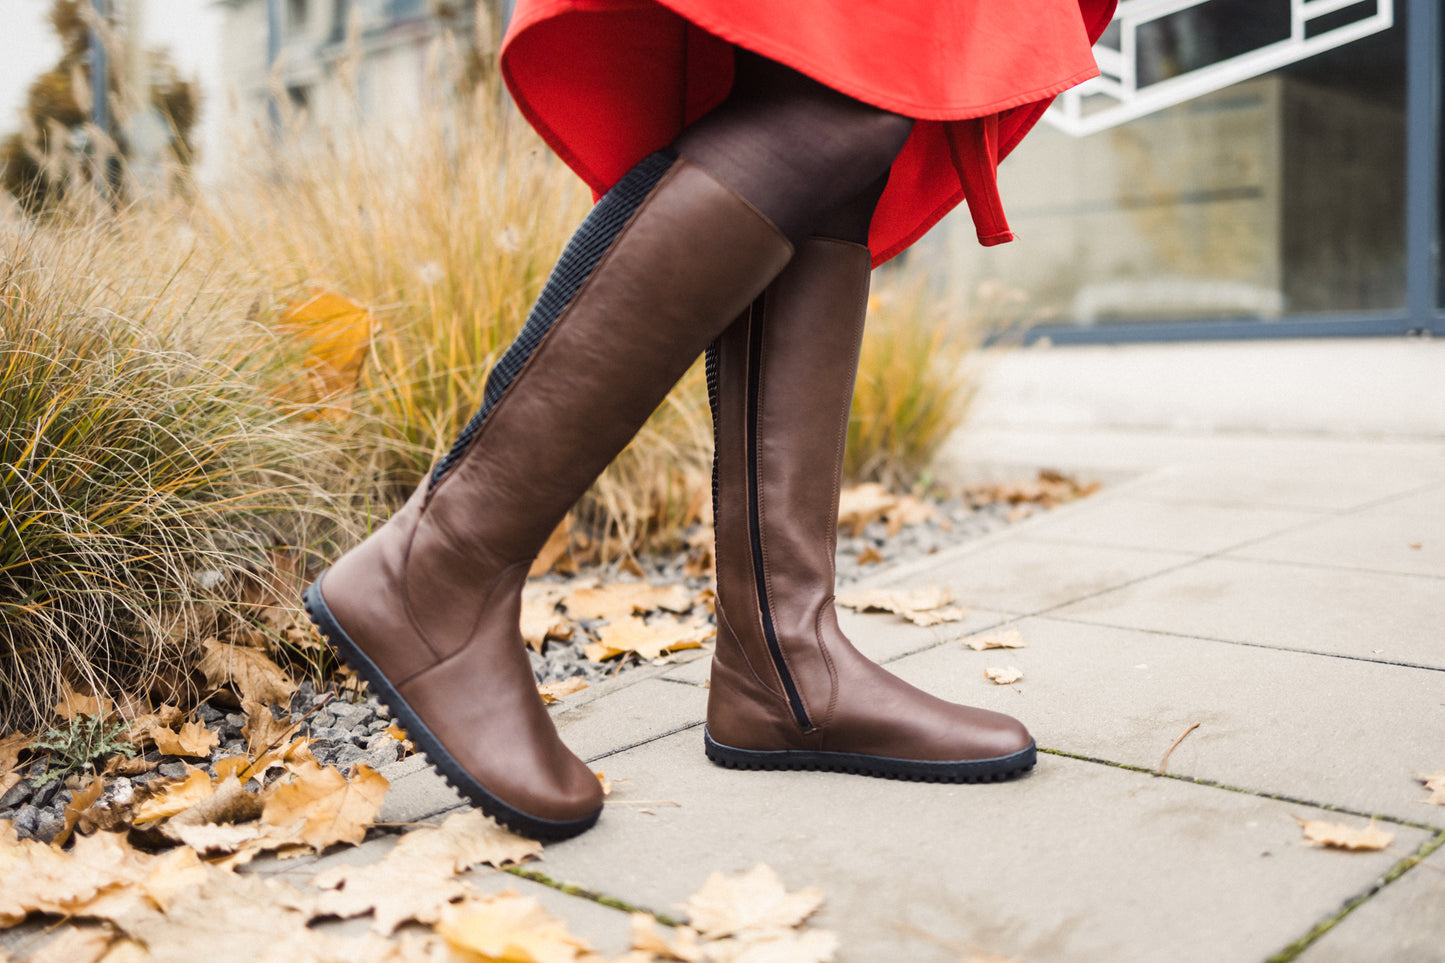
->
[[430, 151, 676, 489]]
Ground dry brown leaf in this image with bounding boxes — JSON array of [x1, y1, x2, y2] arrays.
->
[[965, 628, 1027, 651], [260, 761, 389, 852], [131, 768, 216, 825], [835, 587, 967, 627], [242, 698, 298, 757], [438, 891, 593, 963], [684, 864, 825, 941], [983, 667, 1024, 686], [23, 924, 116, 963], [149, 720, 220, 759], [0, 732, 32, 778], [521, 585, 576, 654], [51, 680, 115, 722], [1414, 771, 1445, 806], [214, 735, 317, 785], [0, 830, 155, 926], [388, 809, 543, 872], [51, 776, 105, 849], [197, 638, 295, 706], [120, 704, 185, 749], [584, 615, 713, 663], [274, 289, 374, 418], [883, 494, 937, 537], [166, 775, 264, 828], [630, 913, 704, 962], [538, 678, 590, 704], [103, 754, 158, 778], [960, 955, 1023, 963], [595, 771, 612, 796], [563, 582, 697, 623], [856, 545, 883, 566], [837, 483, 897, 537], [530, 517, 575, 577], [705, 929, 840, 963], [1296, 817, 1394, 851]]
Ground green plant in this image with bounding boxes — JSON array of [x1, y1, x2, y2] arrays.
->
[[29, 713, 135, 786]]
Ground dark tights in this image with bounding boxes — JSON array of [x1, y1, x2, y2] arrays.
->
[[675, 50, 912, 247]]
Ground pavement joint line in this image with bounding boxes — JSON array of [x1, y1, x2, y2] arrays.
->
[[1263, 829, 1445, 963], [583, 721, 705, 765], [1038, 748, 1445, 833], [1199, 553, 1445, 583], [503, 865, 682, 927], [1034, 614, 1445, 674]]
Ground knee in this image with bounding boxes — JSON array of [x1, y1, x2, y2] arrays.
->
[[832, 109, 914, 184]]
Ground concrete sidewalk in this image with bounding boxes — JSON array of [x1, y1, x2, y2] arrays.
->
[[312, 341, 1445, 962]]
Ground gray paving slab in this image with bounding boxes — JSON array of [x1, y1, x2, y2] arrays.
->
[[1227, 506, 1445, 579], [553, 676, 708, 764], [1053, 556, 1445, 668], [886, 617, 1445, 827], [1295, 837, 1445, 963], [880, 536, 1192, 615], [531, 729, 1430, 963], [1016, 495, 1322, 555]]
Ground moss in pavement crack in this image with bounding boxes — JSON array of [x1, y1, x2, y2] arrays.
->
[[504, 866, 684, 927], [1264, 830, 1445, 963], [1038, 748, 1442, 832]]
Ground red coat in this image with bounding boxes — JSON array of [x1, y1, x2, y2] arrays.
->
[[501, 0, 1116, 265]]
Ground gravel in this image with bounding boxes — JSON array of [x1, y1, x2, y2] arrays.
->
[[0, 492, 1045, 841]]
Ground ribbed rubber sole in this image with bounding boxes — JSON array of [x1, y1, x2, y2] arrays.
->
[[703, 728, 1036, 783], [302, 573, 601, 841]]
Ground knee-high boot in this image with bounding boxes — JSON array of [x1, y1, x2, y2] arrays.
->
[[705, 236, 1036, 780], [305, 153, 793, 839]]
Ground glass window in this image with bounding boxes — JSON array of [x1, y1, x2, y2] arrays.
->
[[930, 6, 1407, 330]]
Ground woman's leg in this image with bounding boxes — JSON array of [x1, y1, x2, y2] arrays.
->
[[305, 52, 917, 839]]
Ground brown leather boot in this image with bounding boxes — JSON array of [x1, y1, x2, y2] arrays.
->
[[304, 154, 793, 839], [704, 236, 1036, 781]]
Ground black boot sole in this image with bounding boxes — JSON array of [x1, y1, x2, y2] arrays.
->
[[703, 728, 1036, 783], [302, 573, 601, 841]]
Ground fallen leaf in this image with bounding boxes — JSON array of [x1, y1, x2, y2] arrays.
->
[[1296, 817, 1394, 851], [1408, 542, 1422, 550], [884, 494, 937, 537], [704, 929, 839, 963], [630, 912, 703, 962], [242, 698, 298, 757], [314, 854, 472, 935], [51, 776, 105, 849], [51, 680, 115, 722], [1414, 771, 1445, 806], [22, 924, 116, 963], [439, 892, 593, 963], [529, 517, 575, 577], [965, 628, 1027, 651], [150, 720, 220, 758], [0, 732, 32, 779], [214, 735, 317, 785], [538, 678, 590, 704], [197, 638, 295, 706], [521, 584, 576, 653], [563, 582, 697, 623], [387, 809, 543, 872], [960, 954, 1023, 963], [984, 667, 1024, 686], [261, 761, 389, 852], [855, 545, 883, 566], [131, 768, 216, 825], [837, 483, 897, 537], [274, 289, 374, 418], [120, 704, 185, 748], [584, 615, 713, 662], [684, 864, 825, 940], [596, 771, 612, 796], [0, 830, 154, 926], [835, 587, 967, 627]]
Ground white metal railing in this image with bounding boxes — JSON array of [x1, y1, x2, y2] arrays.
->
[[1045, 0, 1394, 136]]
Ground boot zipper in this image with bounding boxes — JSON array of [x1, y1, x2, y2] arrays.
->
[[745, 298, 813, 733]]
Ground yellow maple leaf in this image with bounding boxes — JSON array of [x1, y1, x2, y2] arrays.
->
[[584, 615, 712, 663], [273, 289, 374, 419], [388, 809, 542, 872], [1295, 817, 1394, 851], [965, 627, 1027, 651], [563, 582, 697, 623], [150, 720, 220, 758], [1414, 770, 1445, 806], [683, 864, 825, 941], [538, 678, 590, 704], [983, 666, 1024, 686], [438, 891, 592, 963], [260, 761, 389, 852], [132, 768, 216, 825], [197, 638, 295, 706], [630, 913, 703, 962], [835, 587, 967, 627]]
